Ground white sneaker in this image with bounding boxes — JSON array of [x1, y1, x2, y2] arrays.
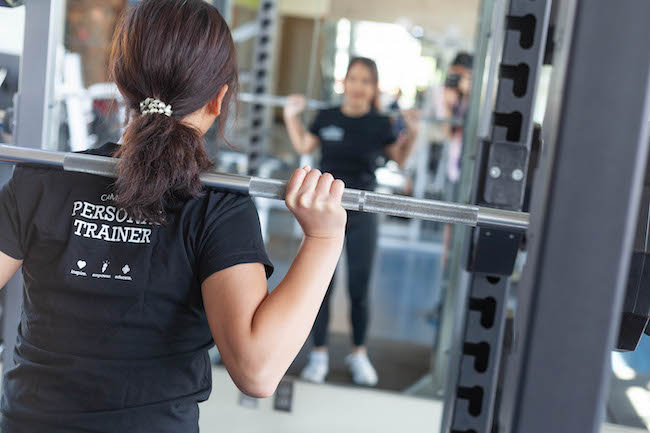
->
[[345, 352, 378, 387], [300, 351, 329, 383]]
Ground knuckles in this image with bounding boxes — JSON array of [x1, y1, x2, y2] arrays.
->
[[298, 195, 312, 209], [287, 171, 345, 214]]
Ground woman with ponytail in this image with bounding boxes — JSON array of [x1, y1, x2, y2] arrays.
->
[[0, 1, 347, 432], [283, 57, 419, 386]]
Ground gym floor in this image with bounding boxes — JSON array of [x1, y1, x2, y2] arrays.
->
[[265, 212, 442, 393], [196, 367, 646, 433]]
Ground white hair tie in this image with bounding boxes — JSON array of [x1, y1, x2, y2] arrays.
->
[[140, 98, 173, 117]]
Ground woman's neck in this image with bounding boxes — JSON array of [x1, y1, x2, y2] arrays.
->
[[341, 101, 372, 118]]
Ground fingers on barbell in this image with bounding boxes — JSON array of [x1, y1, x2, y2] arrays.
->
[[287, 169, 343, 210], [297, 169, 321, 208], [314, 173, 334, 200], [285, 167, 308, 208], [329, 179, 345, 204]]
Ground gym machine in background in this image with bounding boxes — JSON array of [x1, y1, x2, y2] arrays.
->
[[442, 0, 551, 432], [246, 0, 277, 176], [440, 0, 650, 432], [0, 53, 19, 141]]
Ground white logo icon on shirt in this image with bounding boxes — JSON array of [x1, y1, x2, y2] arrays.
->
[[102, 261, 110, 273], [115, 264, 133, 281], [77, 260, 87, 270], [320, 125, 345, 142]]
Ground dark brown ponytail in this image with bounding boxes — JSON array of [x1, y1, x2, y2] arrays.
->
[[109, 0, 238, 224]]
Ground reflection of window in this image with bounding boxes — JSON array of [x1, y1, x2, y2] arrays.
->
[[336, 18, 351, 50], [0, 6, 25, 55], [332, 19, 437, 107], [333, 19, 351, 94]]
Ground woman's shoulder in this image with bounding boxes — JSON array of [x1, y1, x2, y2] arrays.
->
[[191, 189, 257, 217], [9, 163, 90, 193], [318, 106, 342, 116], [371, 110, 393, 122], [170, 189, 258, 232], [205, 189, 254, 206]]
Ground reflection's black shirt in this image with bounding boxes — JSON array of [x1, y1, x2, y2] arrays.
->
[[310, 107, 396, 189]]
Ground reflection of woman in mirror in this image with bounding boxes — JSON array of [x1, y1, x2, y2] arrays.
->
[[283, 57, 419, 386]]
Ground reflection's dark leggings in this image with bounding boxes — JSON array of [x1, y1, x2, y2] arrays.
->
[[312, 212, 378, 348]]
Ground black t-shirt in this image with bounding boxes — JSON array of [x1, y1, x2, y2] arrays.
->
[[0, 143, 273, 433], [309, 107, 396, 190]]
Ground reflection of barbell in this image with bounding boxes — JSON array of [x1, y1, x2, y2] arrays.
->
[[0, 144, 529, 232], [238, 93, 329, 111], [52, 87, 463, 127], [237, 92, 464, 126]]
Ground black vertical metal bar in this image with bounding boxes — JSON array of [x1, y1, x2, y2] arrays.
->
[[446, 0, 551, 432], [247, 0, 277, 176], [500, 1, 650, 432]]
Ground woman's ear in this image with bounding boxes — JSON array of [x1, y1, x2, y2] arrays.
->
[[209, 84, 230, 116]]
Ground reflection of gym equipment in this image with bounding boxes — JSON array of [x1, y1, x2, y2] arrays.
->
[[442, 1, 552, 431], [54, 54, 126, 151], [0, 53, 20, 138], [238, 92, 328, 111], [245, 0, 276, 177], [0, 53, 20, 107], [0, 144, 529, 232]]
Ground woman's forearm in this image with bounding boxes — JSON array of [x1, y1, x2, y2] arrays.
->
[[284, 114, 309, 154], [0, 251, 22, 289], [249, 235, 344, 383], [392, 129, 418, 167], [400, 130, 418, 163]]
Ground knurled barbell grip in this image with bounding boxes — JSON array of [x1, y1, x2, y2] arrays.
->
[[247, 177, 528, 231]]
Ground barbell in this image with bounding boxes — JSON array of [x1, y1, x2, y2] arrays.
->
[[50, 86, 463, 127], [237, 92, 464, 127], [238, 93, 328, 111], [0, 144, 529, 232]]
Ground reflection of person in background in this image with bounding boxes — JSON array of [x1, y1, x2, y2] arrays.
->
[[390, 88, 403, 111], [442, 52, 473, 186], [441, 52, 473, 266], [389, 88, 406, 137], [283, 57, 419, 386]]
